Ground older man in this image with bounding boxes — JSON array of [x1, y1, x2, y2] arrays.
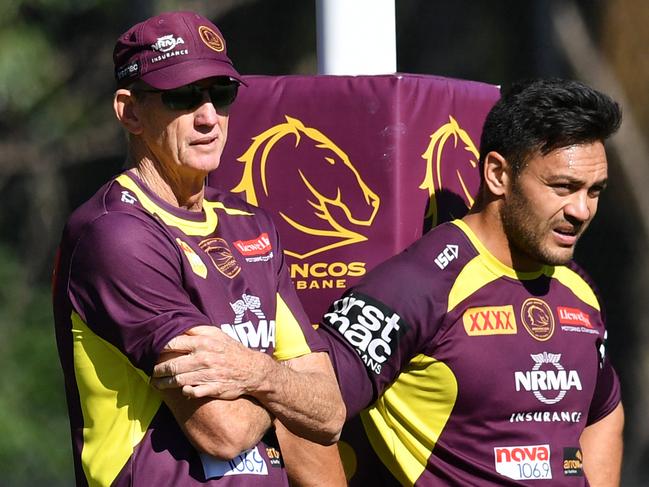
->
[[53, 11, 344, 486]]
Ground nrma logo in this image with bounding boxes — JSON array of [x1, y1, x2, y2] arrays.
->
[[515, 352, 582, 405], [220, 294, 275, 352], [231, 116, 380, 259]]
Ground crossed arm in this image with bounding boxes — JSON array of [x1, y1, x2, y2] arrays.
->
[[152, 325, 345, 459]]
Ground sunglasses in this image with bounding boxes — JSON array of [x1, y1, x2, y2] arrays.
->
[[135, 81, 239, 111]]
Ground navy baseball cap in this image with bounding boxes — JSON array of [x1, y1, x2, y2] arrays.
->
[[113, 11, 246, 89]]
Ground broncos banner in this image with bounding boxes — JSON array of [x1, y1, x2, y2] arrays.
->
[[209, 74, 500, 324], [209, 74, 499, 484]]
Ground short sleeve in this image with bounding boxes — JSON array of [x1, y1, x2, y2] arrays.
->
[[273, 229, 327, 360], [587, 333, 622, 425], [318, 253, 432, 418], [68, 213, 209, 373]]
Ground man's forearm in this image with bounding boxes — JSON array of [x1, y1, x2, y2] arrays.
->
[[161, 387, 273, 460], [580, 402, 624, 487], [250, 352, 345, 444], [153, 327, 345, 445], [275, 421, 347, 487]]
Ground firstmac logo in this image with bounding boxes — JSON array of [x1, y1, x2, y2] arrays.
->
[[323, 292, 409, 374]]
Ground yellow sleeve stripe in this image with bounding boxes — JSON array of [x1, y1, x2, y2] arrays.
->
[[71, 312, 161, 487], [273, 293, 312, 361], [361, 355, 458, 486]]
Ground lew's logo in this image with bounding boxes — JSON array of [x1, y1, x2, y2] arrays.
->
[[323, 292, 409, 374], [463, 305, 517, 336], [233, 233, 273, 263], [515, 352, 582, 405], [557, 307, 592, 328], [231, 116, 380, 260], [494, 444, 552, 480]]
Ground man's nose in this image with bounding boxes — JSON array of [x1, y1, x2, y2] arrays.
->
[[564, 190, 593, 222]]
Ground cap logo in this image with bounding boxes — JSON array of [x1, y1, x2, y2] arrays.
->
[[116, 61, 140, 81], [151, 34, 185, 53], [199, 26, 224, 52]]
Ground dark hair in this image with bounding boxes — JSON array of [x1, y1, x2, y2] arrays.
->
[[479, 78, 622, 175]]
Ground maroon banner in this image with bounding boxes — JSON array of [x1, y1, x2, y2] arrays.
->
[[209, 74, 500, 325]]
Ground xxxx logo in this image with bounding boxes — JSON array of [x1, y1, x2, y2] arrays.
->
[[420, 116, 481, 228], [463, 305, 517, 336], [231, 116, 380, 259]]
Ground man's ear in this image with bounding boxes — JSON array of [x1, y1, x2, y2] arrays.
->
[[483, 151, 511, 197], [113, 89, 143, 135]]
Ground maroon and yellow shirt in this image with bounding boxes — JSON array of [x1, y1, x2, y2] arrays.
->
[[53, 171, 324, 486], [320, 220, 620, 486]]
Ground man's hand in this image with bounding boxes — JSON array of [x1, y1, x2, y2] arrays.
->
[[152, 325, 272, 400], [151, 325, 345, 445]]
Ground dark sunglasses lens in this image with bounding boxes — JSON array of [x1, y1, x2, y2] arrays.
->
[[160, 86, 203, 110], [208, 83, 239, 108], [159, 83, 239, 110]]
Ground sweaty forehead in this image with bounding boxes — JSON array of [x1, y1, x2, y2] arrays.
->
[[528, 142, 608, 180]]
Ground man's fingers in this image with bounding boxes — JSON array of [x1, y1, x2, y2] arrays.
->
[[161, 335, 196, 353], [185, 325, 221, 336], [154, 350, 215, 377], [161, 328, 232, 353], [152, 368, 219, 388]]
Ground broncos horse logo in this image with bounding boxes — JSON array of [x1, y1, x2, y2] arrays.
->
[[420, 115, 481, 228], [232, 116, 380, 259]]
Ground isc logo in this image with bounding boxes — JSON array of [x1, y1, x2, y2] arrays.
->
[[434, 244, 459, 269]]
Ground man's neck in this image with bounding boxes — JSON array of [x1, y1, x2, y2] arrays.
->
[[462, 209, 543, 273], [132, 158, 206, 212]]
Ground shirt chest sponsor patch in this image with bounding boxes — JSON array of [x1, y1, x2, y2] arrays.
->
[[200, 446, 269, 478], [199, 237, 241, 278], [220, 294, 275, 352], [514, 352, 582, 405], [463, 305, 517, 336], [521, 298, 555, 341], [563, 447, 584, 476], [176, 238, 208, 279], [323, 292, 409, 375], [233, 232, 274, 263], [557, 306, 599, 335], [494, 444, 552, 481]]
